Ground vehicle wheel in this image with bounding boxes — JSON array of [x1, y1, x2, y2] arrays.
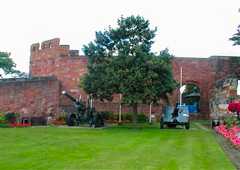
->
[[67, 113, 77, 126], [185, 122, 190, 130], [160, 117, 164, 129], [211, 120, 215, 128], [211, 119, 220, 128]]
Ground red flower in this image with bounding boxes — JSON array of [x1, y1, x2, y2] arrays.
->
[[9, 122, 31, 128], [215, 125, 240, 147], [228, 102, 240, 113], [228, 102, 237, 112]]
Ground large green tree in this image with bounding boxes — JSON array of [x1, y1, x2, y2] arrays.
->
[[0, 52, 23, 77], [81, 15, 176, 122]]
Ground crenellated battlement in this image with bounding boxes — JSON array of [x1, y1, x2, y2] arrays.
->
[[30, 38, 81, 57], [30, 38, 88, 94], [30, 43, 40, 52], [31, 38, 60, 53], [41, 38, 60, 49]]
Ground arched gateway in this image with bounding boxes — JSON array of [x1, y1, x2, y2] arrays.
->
[[172, 58, 214, 118], [172, 57, 234, 118]]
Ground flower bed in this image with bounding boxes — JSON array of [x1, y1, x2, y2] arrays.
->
[[215, 124, 240, 150], [9, 122, 32, 128], [0, 112, 32, 128]]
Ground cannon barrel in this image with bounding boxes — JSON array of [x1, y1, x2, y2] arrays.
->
[[61, 91, 78, 103]]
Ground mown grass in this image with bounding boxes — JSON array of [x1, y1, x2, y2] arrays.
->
[[0, 122, 235, 170]]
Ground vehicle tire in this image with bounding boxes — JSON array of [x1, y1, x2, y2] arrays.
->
[[211, 120, 215, 128], [67, 113, 77, 126], [160, 117, 164, 129], [211, 119, 220, 128], [185, 122, 190, 130]]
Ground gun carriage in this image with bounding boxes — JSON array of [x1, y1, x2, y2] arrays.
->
[[61, 91, 104, 128]]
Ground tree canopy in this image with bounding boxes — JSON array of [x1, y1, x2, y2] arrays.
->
[[81, 15, 177, 120], [230, 25, 240, 46], [0, 52, 23, 78]]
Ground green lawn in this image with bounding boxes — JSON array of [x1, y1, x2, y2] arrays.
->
[[0, 123, 235, 170]]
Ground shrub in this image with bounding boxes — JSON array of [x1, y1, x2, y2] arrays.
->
[[100, 111, 119, 121], [122, 112, 133, 122], [224, 114, 237, 129], [0, 112, 6, 123], [5, 112, 19, 123], [100, 111, 114, 120], [122, 112, 148, 123], [0, 123, 9, 128], [137, 113, 148, 123]]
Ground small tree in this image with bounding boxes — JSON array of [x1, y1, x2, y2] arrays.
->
[[230, 25, 240, 46], [82, 15, 177, 123], [229, 24, 240, 77], [0, 52, 21, 77]]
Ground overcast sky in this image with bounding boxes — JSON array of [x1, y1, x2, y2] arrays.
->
[[0, 0, 239, 73]]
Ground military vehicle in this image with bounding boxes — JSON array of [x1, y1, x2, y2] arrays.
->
[[160, 105, 190, 129]]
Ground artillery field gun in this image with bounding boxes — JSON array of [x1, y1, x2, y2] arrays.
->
[[61, 91, 104, 128]]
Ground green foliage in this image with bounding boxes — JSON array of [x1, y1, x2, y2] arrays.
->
[[0, 52, 25, 78], [183, 84, 200, 94], [122, 112, 133, 122], [0, 112, 6, 123], [0, 112, 11, 128], [137, 113, 148, 123], [100, 111, 147, 123], [0, 52, 15, 74], [4, 112, 19, 123], [230, 25, 240, 46], [99, 111, 115, 120], [224, 115, 237, 129], [81, 15, 177, 113], [0, 123, 9, 128], [182, 84, 200, 105], [0, 52, 17, 75]]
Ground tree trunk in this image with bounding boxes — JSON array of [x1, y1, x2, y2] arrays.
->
[[132, 103, 138, 124]]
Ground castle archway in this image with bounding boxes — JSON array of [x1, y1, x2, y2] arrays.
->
[[172, 58, 215, 118], [182, 83, 200, 114]]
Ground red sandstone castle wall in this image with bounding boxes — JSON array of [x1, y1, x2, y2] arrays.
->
[[0, 77, 60, 117], [29, 38, 235, 118]]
